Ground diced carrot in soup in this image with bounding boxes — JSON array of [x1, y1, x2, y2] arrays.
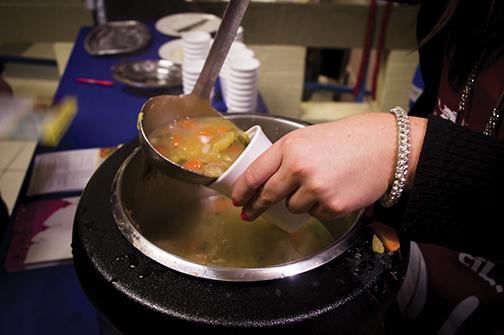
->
[[183, 160, 202, 171], [198, 127, 216, 137]]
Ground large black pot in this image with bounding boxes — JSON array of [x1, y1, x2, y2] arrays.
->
[[72, 114, 406, 334]]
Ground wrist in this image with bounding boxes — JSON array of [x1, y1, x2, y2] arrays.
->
[[380, 107, 411, 207]]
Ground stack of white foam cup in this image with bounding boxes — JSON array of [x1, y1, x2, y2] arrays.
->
[[220, 42, 255, 104], [181, 31, 211, 95], [225, 57, 260, 113]]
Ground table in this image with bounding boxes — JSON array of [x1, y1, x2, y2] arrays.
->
[[0, 22, 267, 335]]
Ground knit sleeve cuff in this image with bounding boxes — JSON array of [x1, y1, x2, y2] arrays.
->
[[401, 115, 504, 257]]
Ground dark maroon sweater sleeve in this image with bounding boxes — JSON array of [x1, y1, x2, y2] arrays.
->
[[401, 116, 504, 258]]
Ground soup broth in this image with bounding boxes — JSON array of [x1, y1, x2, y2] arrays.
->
[[143, 194, 335, 268], [149, 116, 249, 177]]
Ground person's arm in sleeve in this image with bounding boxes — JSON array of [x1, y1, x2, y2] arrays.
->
[[401, 115, 504, 258]]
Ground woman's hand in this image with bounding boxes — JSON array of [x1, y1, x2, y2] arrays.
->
[[231, 112, 427, 222]]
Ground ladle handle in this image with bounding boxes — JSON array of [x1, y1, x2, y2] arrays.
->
[[191, 0, 251, 100]]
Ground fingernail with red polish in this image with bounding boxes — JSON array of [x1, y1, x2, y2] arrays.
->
[[240, 211, 250, 221], [232, 198, 239, 207]]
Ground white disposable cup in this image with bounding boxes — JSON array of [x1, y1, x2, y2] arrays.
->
[[226, 94, 256, 104], [227, 106, 256, 113], [228, 46, 254, 60], [182, 69, 199, 75], [227, 75, 258, 87], [226, 93, 256, 102], [183, 49, 208, 57], [226, 99, 254, 106], [183, 44, 209, 52], [228, 41, 246, 52], [184, 53, 207, 62], [226, 86, 257, 100], [183, 67, 201, 74], [184, 43, 208, 50], [183, 77, 197, 84], [228, 57, 260, 72], [182, 31, 211, 44], [227, 75, 257, 85], [226, 103, 253, 111], [226, 89, 257, 99], [226, 102, 256, 113], [183, 79, 198, 89], [183, 76, 196, 84], [223, 51, 256, 82], [226, 84, 257, 95], [184, 47, 208, 55], [182, 59, 203, 94], [228, 108, 254, 114], [222, 48, 253, 78], [183, 59, 205, 73], [210, 126, 310, 233], [183, 49, 207, 57], [182, 72, 199, 80], [182, 31, 210, 61], [226, 92, 257, 112], [228, 70, 258, 80]]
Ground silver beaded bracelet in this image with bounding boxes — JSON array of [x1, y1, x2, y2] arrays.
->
[[380, 106, 411, 208]]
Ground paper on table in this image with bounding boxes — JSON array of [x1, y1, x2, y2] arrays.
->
[[27, 147, 116, 196], [4, 197, 79, 272]]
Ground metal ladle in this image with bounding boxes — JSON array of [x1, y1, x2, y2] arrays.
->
[[138, 0, 251, 185]]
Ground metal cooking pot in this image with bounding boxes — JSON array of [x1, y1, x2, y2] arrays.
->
[[73, 114, 406, 334], [114, 114, 363, 281]]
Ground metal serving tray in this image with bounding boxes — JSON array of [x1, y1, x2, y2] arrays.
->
[[111, 59, 182, 89], [85, 21, 151, 56]]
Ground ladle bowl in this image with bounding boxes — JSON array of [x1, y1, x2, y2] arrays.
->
[[138, 94, 218, 185]]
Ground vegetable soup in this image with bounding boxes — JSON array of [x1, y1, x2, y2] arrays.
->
[[149, 116, 249, 177], [146, 194, 335, 268]]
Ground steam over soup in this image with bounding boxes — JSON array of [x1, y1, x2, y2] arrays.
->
[[149, 116, 249, 177]]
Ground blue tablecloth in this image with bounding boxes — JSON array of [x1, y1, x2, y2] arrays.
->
[[0, 22, 267, 335]]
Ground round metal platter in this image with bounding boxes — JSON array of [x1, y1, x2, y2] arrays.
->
[[112, 59, 182, 89], [85, 20, 151, 56]]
